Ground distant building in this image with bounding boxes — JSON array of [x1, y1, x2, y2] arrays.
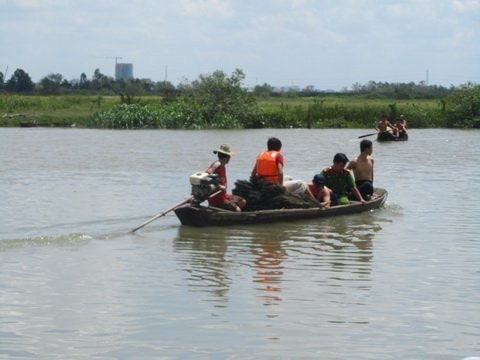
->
[[115, 63, 134, 81]]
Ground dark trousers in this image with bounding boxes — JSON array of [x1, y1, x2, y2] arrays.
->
[[356, 180, 374, 199]]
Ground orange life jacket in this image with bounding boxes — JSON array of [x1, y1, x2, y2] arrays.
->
[[256, 150, 281, 183]]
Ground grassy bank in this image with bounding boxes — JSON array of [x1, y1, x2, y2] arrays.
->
[[0, 93, 447, 129], [257, 96, 445, 128], [0, 94, 118, 127]]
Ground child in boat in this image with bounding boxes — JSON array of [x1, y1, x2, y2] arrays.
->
[[347, 139, 374, 201], [307, 174, 332, 207], [206, 144, 246, 212], [375, 114, 394, 133], [321, 153, 366, 205], [284, 174, 332, 207], [393, 116, 408, 139], [251, 137, 284, 185]]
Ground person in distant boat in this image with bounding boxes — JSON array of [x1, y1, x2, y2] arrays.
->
[[251, 137, 284, 185], [206, 144, 246, 212], [393, 115, 408, 139], [347, 139, 374, 200], [399, 114, 408, 129], [375, 114, 394, 133], [321, 153, 366, 205], [375, 114, 397, 140]]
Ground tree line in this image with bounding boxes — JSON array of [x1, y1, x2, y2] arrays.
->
[[0, 67, 462, 100], [1, 67, 479, 128]]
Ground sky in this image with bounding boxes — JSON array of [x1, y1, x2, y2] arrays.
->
[[0, 0, 479, 90]]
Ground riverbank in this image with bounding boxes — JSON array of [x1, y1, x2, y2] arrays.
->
[[0, 93, 463, 129]]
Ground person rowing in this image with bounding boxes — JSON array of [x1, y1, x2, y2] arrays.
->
[[206, 144, 246, 212], [375, 114, 397, 140]]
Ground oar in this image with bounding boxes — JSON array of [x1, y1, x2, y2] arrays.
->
[[130, 196, 193, 233], [358, 132, 378, 138]]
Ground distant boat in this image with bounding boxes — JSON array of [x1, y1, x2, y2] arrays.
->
[[377, 131, 408, 142]]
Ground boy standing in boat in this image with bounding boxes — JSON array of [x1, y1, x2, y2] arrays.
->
[[375, 114, 394, 133], [321, 153, 366, 205], [251, 137, 284, 185], [393, 115, 408, 139], [347, 139, 374, 200], [206, 144, 246, 212]]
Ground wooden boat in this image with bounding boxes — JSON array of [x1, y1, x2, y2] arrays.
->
[[174, 188, 388, 227], [377, 131, 408, 142]]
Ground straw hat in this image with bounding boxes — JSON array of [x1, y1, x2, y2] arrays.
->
[[213, 144, 235, 156]]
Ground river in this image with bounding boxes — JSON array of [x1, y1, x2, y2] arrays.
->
[[1, 128, 479, 359]]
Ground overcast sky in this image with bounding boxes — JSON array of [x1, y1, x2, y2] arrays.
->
[[1, 0, 478, 90]]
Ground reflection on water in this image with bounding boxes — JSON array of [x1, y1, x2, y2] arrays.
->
[[174, 212, 383, 310], [250, 229, 285, 306], [173, 228, 232, 307]]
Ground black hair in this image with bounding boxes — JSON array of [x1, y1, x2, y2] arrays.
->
[[333, 152, 349, 164], [360, 139, 372, 152], [217, 152, 230, 159], [267, 137, 282, 151]]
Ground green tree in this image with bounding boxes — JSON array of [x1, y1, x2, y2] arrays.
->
[[91, 68, 113, 91], [0, 71, 4, 89], [113, 79, 145, 104], [184, 68, 259, 127], [6, 68, 34, 92], [79, 72, 89, 89], [445, 83, 480, 128], [155, 80, 177, 103], [254, 82, 274, 97], [39, 73, 63, 94]]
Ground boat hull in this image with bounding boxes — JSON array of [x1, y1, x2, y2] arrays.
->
[[377, 132, 408, 142], [174, 188, 387, 227]]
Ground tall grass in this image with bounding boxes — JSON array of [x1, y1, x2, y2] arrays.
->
[[0, 93, 459, 129]]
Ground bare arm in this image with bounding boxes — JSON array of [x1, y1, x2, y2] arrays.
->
[[346, 160, 356, 171], [352, 187, 366, 204], [277, 163, 284, 185], [371, 158, 374, 182], [320, 189, 331, 208]]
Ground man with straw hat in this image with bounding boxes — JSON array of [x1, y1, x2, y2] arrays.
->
[[205, 144, 246, 212]]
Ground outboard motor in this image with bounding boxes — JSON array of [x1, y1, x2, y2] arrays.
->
[[189, 172, 219, 205]]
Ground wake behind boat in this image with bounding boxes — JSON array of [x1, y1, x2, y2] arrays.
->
[[174, 188, 387, 227]]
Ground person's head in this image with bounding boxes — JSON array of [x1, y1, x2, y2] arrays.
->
[[332, 153, 349, 171], [267, 137, 282, 151], [312, 173, 325, 188], [360, 139, 372, 153], [213, 144, 234, 163], [381, 114, 388, 121], [333, 153, 349, 165]]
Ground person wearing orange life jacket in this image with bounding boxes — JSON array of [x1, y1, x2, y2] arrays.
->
[[251, 137, 284, 185]]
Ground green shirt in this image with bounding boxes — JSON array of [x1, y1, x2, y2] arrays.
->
[[321, 167, 355, 196]]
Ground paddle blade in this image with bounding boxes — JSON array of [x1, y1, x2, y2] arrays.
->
[[358, 132, 378, 138], [130, 196, 193, 233]]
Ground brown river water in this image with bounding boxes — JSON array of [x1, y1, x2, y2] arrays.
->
[[1, 128, 479, 359]]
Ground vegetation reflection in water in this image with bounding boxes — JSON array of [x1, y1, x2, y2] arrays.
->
[[173, 212, 384, 310]]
